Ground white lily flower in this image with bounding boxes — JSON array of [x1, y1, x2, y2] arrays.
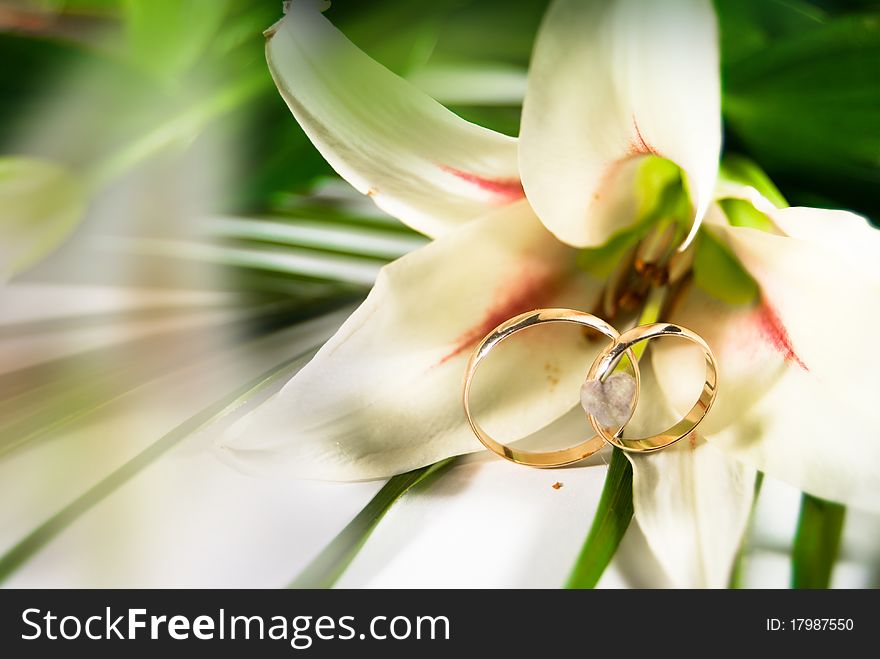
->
[[220, 0, 880, 587]]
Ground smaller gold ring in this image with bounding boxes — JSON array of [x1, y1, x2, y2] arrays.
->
[[586, 322, 717, 452], [462, 309, 641, 467]]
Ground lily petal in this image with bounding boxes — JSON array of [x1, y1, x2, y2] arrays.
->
[[597, 520, 675, 588], [219, 201, 604, 480], [337, 451, 683, 588], [654, 237, 880, 511], [767, 206, 880, 283], [718, 216, 880, 424], [335, 454, 609, 587], [265, 1, 522, 238], [630, 439, 756, 588], [519, 0, 721, 247], [624, 358, 755, 587], [714, 185, 880, 283]]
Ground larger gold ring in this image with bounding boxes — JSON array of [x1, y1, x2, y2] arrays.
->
[[585, 322, 718, 452], [462, 309, 641, 467]]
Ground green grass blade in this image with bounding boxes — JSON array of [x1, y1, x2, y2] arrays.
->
[[791, 493, 846, 589], [0, 345, 318, 584], [565, 447, 633, 589], [290, 458, 456, 589], [204, 216, 427, 261], [102, 237, 384, 286], [0, 299, 357, 456]]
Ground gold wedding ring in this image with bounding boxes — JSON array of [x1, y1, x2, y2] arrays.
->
[[586, 322, 717, 452], [462, 312, 719, 466], [461, 309, 640, 467]]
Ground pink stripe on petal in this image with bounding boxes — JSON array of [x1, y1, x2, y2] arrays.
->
[[441, 166, 525, 202], [436, 265, 557, 366], [628, 117, 659, 157], [755, 300, 808, 371]]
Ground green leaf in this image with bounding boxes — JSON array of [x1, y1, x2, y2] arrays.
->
[[715, 0, 827, 68], [205, 216, 427, 261], [791, 493, 846, 589], [88, 73, 266, 187], [108, 238, 383, 287], [419, 0, 550, 68], [290, 458, 456, 589], [723, 12, 880, 219], [718, 198, 777, 232], [0, 157, 87, 279], [565, 448, 633, 589], [577, 229, 640, 279], [719, 154, 788, 207], [124, 0, 231, 81], [0, 32, 152, 149], [693, 228, 759, 306]]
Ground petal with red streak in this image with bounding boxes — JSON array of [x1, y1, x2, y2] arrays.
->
[[519, 0, 721, 247], [654, 273, 880, 511], [265, 2, 521, 238], [219, 201, 604, 480]]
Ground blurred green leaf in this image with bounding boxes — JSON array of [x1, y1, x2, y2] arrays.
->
[[326, 0, 467, 76], [45, 0, 122, 12], [693, 230, 759, 306], [719, 154, 788, 208], [107, 237, 383, 287], [718, 198, 777, 232], [123, 0, 230, 81], [791, 493, 846, 588], [0, 32, 155, 151], [724, 12, 880, 219], [426, 0, 550, 68], [290, 458, 456, 589], [206, 216, 427, 261], [88, 72, 266, 187], [0, 157, 87, 279], [715, 0, 827, 67], [566, 448, 633, 589]]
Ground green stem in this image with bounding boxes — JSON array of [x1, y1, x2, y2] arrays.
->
[[791, 493, 846, 589], [290, 458, 456, 589], [565, 447, 633, 589], [563, 280, 664, 589]]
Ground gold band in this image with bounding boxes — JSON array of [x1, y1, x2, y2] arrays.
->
[[461, 309, 641, 467], [585, 322, 718, 452]]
